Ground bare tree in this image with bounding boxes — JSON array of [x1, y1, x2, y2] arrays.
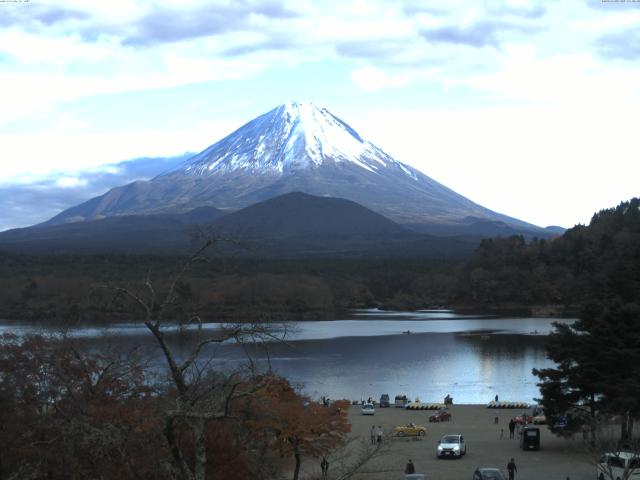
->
[[110, 239, 284, 480], [586, 416, 640, 480]]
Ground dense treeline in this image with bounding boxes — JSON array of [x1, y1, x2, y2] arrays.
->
[[0, 253, 461, 322], [454, 198, 640, 310], [2, 198, 638, 322]]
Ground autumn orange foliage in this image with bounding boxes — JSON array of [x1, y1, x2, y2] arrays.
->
[[0, 335, 352, 480], [239, 374, 351, 479]]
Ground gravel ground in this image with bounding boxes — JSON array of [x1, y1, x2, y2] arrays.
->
[[338, 404, 594, 480]]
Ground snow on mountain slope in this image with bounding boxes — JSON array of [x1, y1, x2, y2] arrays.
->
[[43, 101, 544, 234], [174, 101, 417, 180]]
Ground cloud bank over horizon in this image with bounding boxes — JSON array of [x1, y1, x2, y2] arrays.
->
[[0, 154, 191, 231]]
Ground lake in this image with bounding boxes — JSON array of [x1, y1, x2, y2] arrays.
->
[[0, 309, 572, 404]]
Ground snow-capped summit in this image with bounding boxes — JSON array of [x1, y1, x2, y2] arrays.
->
[[44, 102, 544, 234], [176, 101, 417, 179]]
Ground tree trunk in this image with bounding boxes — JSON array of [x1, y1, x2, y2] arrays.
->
[[164, 416, 193, 480], [589, 396, 597, 447], [292, 439, 301, 480], [193, 418, 207, 480], [620, 411, 632, 447]]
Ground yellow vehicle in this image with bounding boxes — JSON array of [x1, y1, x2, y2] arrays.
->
[[394, 422, 426, 437]]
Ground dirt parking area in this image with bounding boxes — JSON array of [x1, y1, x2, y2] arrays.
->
[[341, 404, 594, 480]]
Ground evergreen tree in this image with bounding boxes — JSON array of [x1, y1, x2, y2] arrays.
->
[[534, 301, 640, 444]]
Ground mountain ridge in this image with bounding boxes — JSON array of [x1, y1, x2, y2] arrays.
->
[[0, 192, 479, 258], [43, 101, 546, 236]]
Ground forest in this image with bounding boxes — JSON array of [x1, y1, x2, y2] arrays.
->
[[1, 198, 639, 323], [453, 197, 640, 309]]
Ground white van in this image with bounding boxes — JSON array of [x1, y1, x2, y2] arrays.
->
[[597, 452, 640, 480]]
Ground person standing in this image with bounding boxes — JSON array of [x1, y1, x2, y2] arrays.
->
[[376, 425, 383, 444], [495, 394, 499, 402], [370, 425, 376, 445], [507, 457, 517, 480], [508, 419, 515, 439], [320, 456, 329, 480], [404, 459, 415, 474]]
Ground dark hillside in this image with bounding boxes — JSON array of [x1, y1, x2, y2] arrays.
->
[[454, 198, 640, 310]]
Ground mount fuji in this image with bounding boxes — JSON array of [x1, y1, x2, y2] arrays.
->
[[45, 101, 542, 235]]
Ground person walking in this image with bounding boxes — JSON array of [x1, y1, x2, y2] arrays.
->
[[376, 425, 383, 444], [508, 419, 515, 439], [370, 425, 376, 445], [320, 456, 329, 480], [500, 428, 505, 439], [404, 459, 415, 474], [507, 457, 517, 480]]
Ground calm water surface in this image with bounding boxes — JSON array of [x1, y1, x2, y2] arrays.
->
[[0, 309, 573, 404]]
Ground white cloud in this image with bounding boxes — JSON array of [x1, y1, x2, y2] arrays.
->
[[350, 67, 411, 91], [0, 121, 236, 181], [459, 45, 640, 106], [55, 176, 87, 188], [352, 103, 639, 228]]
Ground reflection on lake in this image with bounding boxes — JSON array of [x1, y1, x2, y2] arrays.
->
[[0, 310, 573, 404]]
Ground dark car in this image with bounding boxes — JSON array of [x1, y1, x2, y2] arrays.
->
[[429, 410, 452, 422], [473, 467, 506, 480], [379, 394, 390, 408], [520, 426, 540, 450]]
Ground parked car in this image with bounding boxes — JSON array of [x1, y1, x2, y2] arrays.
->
[[553, 416, 567, 428], [513, 413, 532, 425], [395, 394, 410, 408], [380, 394, 390, 408], [436, 434, 466, 458], [429, 410, 452, 423], [361, 403, 375, 415], [472, 467, 506, 480], [532, 414, 546, 424], [519, 426, 540, 450], [394, 422, 427, 437], [597, 452, 640, 480]]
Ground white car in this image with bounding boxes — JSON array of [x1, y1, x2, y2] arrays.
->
[[436, 434, 466, 458], [361, 403, 375, 415], [597, 452, 640, 480]]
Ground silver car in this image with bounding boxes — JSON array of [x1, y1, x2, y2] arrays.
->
[[473, 467, 506, 480], [437, 434, 467, 458]]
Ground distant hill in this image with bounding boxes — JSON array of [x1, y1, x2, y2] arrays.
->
[[454, 198, 640, 309], [0, 207, 225, 254], [406, 216, 560, 238], [0, 192, 475, 258], [212, 192, 406, 238]]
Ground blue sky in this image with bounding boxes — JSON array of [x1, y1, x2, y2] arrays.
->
[[1, 0, 639, 231]]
